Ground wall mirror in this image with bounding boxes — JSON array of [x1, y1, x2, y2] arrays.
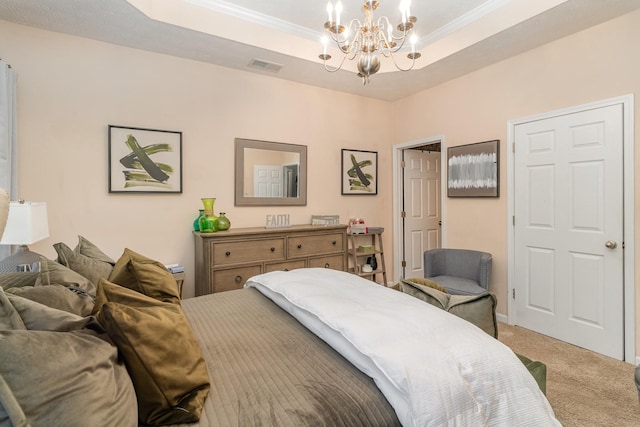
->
[[235, 138, 307, 206]]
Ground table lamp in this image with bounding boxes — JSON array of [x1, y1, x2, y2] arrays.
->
[[0, 200, 49, 273]]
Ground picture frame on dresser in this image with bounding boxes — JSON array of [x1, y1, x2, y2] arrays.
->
[[108, 125, 182, 193]]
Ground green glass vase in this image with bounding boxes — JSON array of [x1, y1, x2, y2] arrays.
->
[[193, 209, 204, 231], [217, 212, 231, 231], [198, 198, 218, 233]]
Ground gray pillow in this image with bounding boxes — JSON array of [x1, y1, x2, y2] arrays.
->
[[400, 279, 498, 338]]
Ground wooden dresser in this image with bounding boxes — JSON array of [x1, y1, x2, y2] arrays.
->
[[194, 224, 347, 296]]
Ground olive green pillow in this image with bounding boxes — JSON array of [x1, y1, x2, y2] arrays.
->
[[36, 256, 96, 295], [54, 241, 114, 287], [517, 353, 547, 395], [95, 280, 209, 426], [108, 248, 179, 304], [75, 235, 116, 264], [5, 289, 94, 328], [400, 279, 498, 338], [0, 329, 138, 427]]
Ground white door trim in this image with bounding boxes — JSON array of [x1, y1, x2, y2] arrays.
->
[[392, 135, 447, 283], [507, 94, 635, 363]]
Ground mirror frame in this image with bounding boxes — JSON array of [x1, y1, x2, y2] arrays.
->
[[234, 138, 308, 206]]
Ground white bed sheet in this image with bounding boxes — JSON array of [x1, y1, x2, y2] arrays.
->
[[245, 268, 560, 427]]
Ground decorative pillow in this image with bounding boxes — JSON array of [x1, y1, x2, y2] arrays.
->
[[400, 279, 498, 338], [0, 329, 138, 427], [0, 272, 39, 290], [517, 353, 547, 395], [76, 235, 116, 264], [35, 256, 96, 295], [405, 277, 448, 293], [108, 248, 179, 304], [54, 242, 114, 287], [5, 292, 94, 331], [95, 280, 209, 426], [6, 284, 94, 317], [0, 288, 26, 330]]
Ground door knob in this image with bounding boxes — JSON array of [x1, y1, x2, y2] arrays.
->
[[605, 240, 618, 249]]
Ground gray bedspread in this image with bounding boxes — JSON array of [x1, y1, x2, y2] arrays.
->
[[180, 288, 400, 426]]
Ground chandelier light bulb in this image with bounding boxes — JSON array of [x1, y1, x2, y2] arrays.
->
[[335, 1, 343, 28]]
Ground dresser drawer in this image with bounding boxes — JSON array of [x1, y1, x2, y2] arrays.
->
[[308, 254, 345, 271], [212, 265, 262, 293], [212, 238, 285, 266], [288, 233, 344, 258], [264, 260, 306, 273]]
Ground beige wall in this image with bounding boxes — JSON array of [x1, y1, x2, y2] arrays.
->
[[0, 20, 393, 298], [393, 9, 640, 352], [2, 7, 640, 355]]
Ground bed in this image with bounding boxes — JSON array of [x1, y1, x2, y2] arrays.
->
[[0, 243, 560, 426]]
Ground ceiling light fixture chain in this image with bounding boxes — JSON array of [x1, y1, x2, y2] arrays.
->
[[320, 0, 420, 85]]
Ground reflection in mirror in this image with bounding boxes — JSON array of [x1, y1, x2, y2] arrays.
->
[[235, 139, 307, 206]]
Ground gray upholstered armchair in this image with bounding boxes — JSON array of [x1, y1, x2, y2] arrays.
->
[[423, 248, 492, 295]]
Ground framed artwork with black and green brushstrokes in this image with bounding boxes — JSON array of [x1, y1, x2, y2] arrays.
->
[[341, 149, 377, 195], [108, 125, 182, 193]]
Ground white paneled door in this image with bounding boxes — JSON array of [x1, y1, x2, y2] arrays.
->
[[403, 150, 441, 279], [514, 104, 624, 359]]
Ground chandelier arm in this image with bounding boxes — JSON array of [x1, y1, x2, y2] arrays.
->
[[375, 16, 409, 54], [385, 50, 417, 72], [322, 50, 350, 73], [327, 19, 361, 46]]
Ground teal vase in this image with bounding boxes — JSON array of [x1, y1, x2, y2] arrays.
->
[[193, 209, 204, 231], [198, 198, 218, 233], [217, 212, 231, 231]]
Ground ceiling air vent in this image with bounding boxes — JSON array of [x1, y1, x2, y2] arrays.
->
[[247, 58, 283, 73]]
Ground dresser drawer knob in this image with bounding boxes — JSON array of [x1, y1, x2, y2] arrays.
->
[[297, 244, 302, 249], [324, 263, 330, 268], [332, 240, 337, 245], [235, 275, 242, 283], [225, 251, 231, 256], [270, 247, 275, 252], [284, 268, 289, 272]]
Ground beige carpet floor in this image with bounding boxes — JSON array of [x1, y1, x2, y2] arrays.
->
[[498, 322, 640, 426]]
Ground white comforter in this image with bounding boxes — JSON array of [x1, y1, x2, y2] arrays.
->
[[245, 268, 560, 427]]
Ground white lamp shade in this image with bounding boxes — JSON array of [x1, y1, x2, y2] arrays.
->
[[0, 202, 49, 245]]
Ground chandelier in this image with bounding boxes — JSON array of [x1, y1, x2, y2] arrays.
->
[[319, 0, 420, 85]]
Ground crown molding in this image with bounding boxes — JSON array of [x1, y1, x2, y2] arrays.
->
[[184, 0, 321, 41]]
